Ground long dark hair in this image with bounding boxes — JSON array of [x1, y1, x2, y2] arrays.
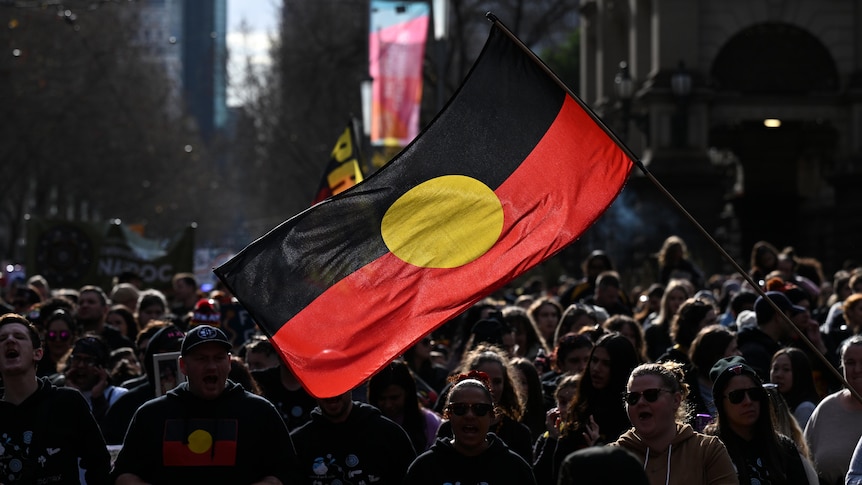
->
[[563, 332, 639, 440], [368, 359, 428, 452], [711, 373, 788, 483], [771, 348, 819, 411]]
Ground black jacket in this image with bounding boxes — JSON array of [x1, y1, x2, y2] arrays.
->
[[0, 377, 110, 484], [404, 432, 537, 485]]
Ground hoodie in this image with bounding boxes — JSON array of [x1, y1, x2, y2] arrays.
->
[[100, 324, 184, 444], [404, 433, 537, 485], [0, 377, 110, 484], [291, 401, 417, 485], [613, 423, 737, 485], [111, 380, 298, 484]]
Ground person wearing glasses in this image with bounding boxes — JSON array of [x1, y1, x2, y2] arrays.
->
[[63, 334, 128, 422], [37, 308, 78, 378], [706, 356, 809, 485], [613, 360, 736, 485], [404, 371, 537, 484]]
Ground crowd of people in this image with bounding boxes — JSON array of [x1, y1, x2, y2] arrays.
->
[[2, 235, 862, 484]]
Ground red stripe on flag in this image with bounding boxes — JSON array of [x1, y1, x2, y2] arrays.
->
[[274, 96, 630, 397]]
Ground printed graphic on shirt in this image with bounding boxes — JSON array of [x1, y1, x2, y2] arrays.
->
[[0, 429, 63, 482], [162, 419, 238, 466], [308, 452, 382, 484]]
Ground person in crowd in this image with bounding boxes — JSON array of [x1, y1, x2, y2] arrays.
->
[[528, 297, 564, 350], [109, 282, 140, 312], [510, 356, 547, 440], [290, 387, 416, 484], [769, 347, 820, 427], [533, 332, 639, 484], [404, 371, 537, 484], [0, 313, 110, 483], [243, 337, 281, 371], [558, 445, 649, 485], [435, 344, 534, 463], [749, 240, 781, 284], [367, 359, 442, 452], [403, 332, 450, 395], [540, 332, 593, 409], [763, 383, 819, 484], [108, 346, 142, 385], [229, 355, 262, 394], [77, 285, 133, 350], [62, 334, 128, 422], [100, 323, 185, 444], [36, 307, 77, 377], [559, 249, 618, 308], [106, 304, 139, 342], [847, 434, 862, 485], [706, 356, 809, 484], [112, 325, 299, 484], [687, 324, 741, 421], [504, 305, 550, 361], [645, 279, 694, 360], [553, 303, 601, 348], [613, 361, 737, 484], [657, 235, 705, 289], [658, 297, 719, 367], [251, 350, 321, 432], [738, 291, 805, 380], [723, 290, 758, 328], [804, 335, 862, 485], [135, 288, 171, 329], [582, 271, 633, 317], [604, 314, 648, 363], [120, 319, 172, 389], [169, 272, 200, 317], [634, 283, 665, 326]]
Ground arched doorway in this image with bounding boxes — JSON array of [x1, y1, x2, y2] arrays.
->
[[709, 22, 840, 262]]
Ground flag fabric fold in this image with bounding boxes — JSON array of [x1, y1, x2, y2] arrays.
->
[[215, 23, 634, 398]]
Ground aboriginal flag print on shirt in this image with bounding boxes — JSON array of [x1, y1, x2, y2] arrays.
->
[[163, 419, 238, 466], [215, 20, 634, 399]]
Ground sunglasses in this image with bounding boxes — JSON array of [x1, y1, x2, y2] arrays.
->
[[623, 388, 671, 405], [725, 387, 766, 404], [446, 402, 494, 417], [46, 330, 71, 342]]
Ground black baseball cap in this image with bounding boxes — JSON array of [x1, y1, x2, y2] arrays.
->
[[180, 325, 232, 356]]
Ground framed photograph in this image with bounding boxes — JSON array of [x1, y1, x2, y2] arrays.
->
[[153, 351, 185, 397]]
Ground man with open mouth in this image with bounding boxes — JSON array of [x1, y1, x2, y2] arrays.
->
[[0, 312, 110, 483], [111, 324, 301, 484]]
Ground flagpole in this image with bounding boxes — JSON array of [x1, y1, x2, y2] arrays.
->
[[486, 11, 862, 405]]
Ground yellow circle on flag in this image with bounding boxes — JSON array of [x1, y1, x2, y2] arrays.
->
[[381, 175, 504, 268], [187, 429, 213, 454]]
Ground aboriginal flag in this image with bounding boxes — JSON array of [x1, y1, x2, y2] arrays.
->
[[162, 419, 238, 466], [215, 21, 634, 398], [311, 118, 365, 205]]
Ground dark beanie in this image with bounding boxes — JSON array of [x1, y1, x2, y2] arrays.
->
[[710, 355, 761, 399]]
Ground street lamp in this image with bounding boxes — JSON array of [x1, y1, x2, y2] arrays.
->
[[614, 61, 648, 143], [671, 60, 692, 148]]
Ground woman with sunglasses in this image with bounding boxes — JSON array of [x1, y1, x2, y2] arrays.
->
[[613, 361, 736, 484], [37, 309, 77, 377], [404, 371, 537, 484], [707, 356, 809, 484]]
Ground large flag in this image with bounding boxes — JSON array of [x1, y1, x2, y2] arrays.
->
[[311, 119, 365, 205], [215, 22, 634, 398]]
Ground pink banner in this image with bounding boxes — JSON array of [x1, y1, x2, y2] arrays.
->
[[369, 12, 428, 147]]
